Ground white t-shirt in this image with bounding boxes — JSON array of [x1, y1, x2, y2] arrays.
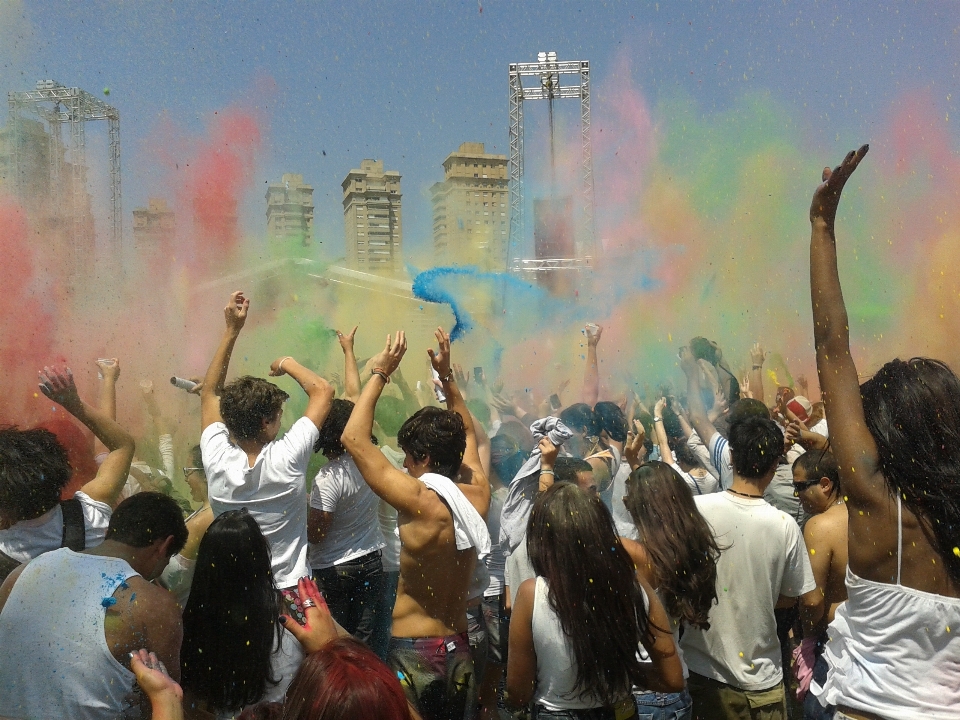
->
[[378, 445, 406, 573], [483, 487, 508, 598], [706, 433, 735, 491], [0, 491, 111, 563], [200, 417, 319, 588], [669, 462, 720, 496], [610, 461, 639, 540], [307, 454, 385, 570], [680, 492, 816, 691]]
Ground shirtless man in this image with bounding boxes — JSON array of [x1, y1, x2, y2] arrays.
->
[[0, 491, 187, 719], [792, 450, 846, 720], [342, 328, 491, 720]]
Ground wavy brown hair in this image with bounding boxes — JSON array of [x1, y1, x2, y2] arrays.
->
[[527, 483, 650, 705], [624, 462, 720, 630]]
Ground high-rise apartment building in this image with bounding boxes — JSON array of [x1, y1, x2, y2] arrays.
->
[[266, 173, 314, 247], [342, 160, 402, 272], [430, 142, 508, 270], [132, 198, 176, 250]]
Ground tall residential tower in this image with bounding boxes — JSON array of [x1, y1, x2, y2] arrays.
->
[[342, 160, 402, 272], [266, 173, 314, 248], [430, 142, 508, 269]]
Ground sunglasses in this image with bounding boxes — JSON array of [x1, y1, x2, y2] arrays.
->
[[792, 479, 820, 496], [183, 467, 204, 478]]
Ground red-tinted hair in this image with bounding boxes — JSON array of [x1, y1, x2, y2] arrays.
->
[[282, 639, 411, 720], [35, 418, 97, 498]]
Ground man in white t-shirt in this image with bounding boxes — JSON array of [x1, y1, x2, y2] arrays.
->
[[199, 291, 334, 600], [0, 366, 135, 579], [308, 398, 386, 645], [680, 415, 822, 720]]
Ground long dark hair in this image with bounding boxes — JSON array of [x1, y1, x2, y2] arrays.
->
[[624, 462, 720, 629], [181, 510, 281, 712], [861, 357, 960, 585], [526, 483, 650, 704]]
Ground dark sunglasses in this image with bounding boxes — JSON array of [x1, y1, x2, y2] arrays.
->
[[792, 479, 820, 496]]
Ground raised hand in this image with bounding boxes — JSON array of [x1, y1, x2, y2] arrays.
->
[[39, 366, 82, 413], [654, 397, 667, 418], [678, 346, 698, 376], [97, 357, 120, 382], [796, 374, 809, 396], [810, 144, 869, 225], [336, 325, 358, 353], [585, 323, 603, 347], [624, 419, 647, 470], [371, 332, 407, 377], [129, 648, 182, 704], [280, 577, 338, 655], [269, 356, 294, 377], [427, 327, 452, 379], [538, 437, 559, 468], [749, 342, 765, 368], [224, 291, 249, 333], [453, 363, 469, 388]]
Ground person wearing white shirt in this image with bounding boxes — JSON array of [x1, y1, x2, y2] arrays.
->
[[199, 291, 334, 609], [308, 398, 386, 645]]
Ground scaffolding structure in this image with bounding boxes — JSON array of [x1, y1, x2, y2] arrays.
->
[[8, 80, 121, 273], [507, 53, 595, 275]]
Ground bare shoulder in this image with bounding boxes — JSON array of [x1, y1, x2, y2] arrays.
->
[[126, 575, 180, 619]]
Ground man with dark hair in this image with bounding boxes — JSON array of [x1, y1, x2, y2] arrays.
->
[[681, 416, 821, 720], [554, 456, 596, 496], [200, 291, 334, 608], [342, 328, 490, 720], [0, 366, 135, 579], [793, 451, 847, 719], [0, 492, 186, 719]]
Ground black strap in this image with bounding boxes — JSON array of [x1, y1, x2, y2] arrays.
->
[[0, 548, 20, 584], [60, 497, 86, 551]]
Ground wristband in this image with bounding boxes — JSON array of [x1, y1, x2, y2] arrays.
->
[[539, 469, 555, 476], [277, 356, 293, 374], [653, 416, 662, 423], [438, 370, 454, 383], [752, 364, 763, 370], [371, 369, 390, 384]]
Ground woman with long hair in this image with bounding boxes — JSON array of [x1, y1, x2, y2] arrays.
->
[[180, 510, 298, 718], [505, 482, 684, 719], [624, 461, 721, 719], [808, 147, 960, 718]]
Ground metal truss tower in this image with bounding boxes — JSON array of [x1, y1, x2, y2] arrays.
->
[[8, 80, 122, 273], [507, 53, 595, 274]]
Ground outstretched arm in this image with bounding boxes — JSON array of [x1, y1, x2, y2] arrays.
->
[[39, 367, 135, 507], [809, 146, 883, 507], [341, 333, 424, 513], [748, 342, 766, 405], [581, 323, 602, 406], [429, 328, 490, 517], [337, 326, 361, 402], [200, 291, 248, 432], [652, 398, 673, 464]]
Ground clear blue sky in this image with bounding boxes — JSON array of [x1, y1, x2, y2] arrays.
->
[[2, 0, 958, 261]]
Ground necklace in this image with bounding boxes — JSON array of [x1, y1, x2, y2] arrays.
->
[[727, 488, 763, 499]]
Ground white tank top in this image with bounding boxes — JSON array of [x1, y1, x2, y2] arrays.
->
[[813, 497, 960, 719], [0, 548, 139, 719], [531, 576, 607, 710]]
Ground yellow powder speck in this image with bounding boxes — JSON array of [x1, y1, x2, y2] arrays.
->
[[810, 549, 816, 555]]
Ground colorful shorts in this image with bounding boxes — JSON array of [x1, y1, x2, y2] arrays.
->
[[389, 631, 477, 720]]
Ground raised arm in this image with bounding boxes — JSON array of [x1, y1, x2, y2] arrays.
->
[[341, 332, 424, 513], [268, 357, 334, 430], [200, 291, 248, 432], [429, 328, 490, 516], [652, 398, 673, 465], [748, 342, 766, 405], [39, 367, 135, 507], [809, 146, 882, 506], [581, 323, 602, 406], [679, 347, 719, 446], [336, 326, 361, 402]]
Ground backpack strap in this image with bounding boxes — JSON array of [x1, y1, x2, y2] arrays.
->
[[60, 497, 86, 551]]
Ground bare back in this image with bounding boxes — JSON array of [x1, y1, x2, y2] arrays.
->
[[392, 488, 477, 638]]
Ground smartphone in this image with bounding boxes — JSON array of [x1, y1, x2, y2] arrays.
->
[[431, 368, 447, 403], [549, 393, 562, 410], [473, 367, 484, 384]]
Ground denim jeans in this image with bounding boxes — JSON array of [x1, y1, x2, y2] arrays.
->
[[313, 549, 385, 645], [634, 687, 692, 720], [802, 653, 834, 720], [371, 569, 400, 660]]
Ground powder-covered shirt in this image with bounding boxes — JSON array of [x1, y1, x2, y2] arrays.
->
[[201, 417, 319, 588]]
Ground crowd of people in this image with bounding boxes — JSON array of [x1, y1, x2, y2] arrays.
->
[[0, 147, 957, 720]]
